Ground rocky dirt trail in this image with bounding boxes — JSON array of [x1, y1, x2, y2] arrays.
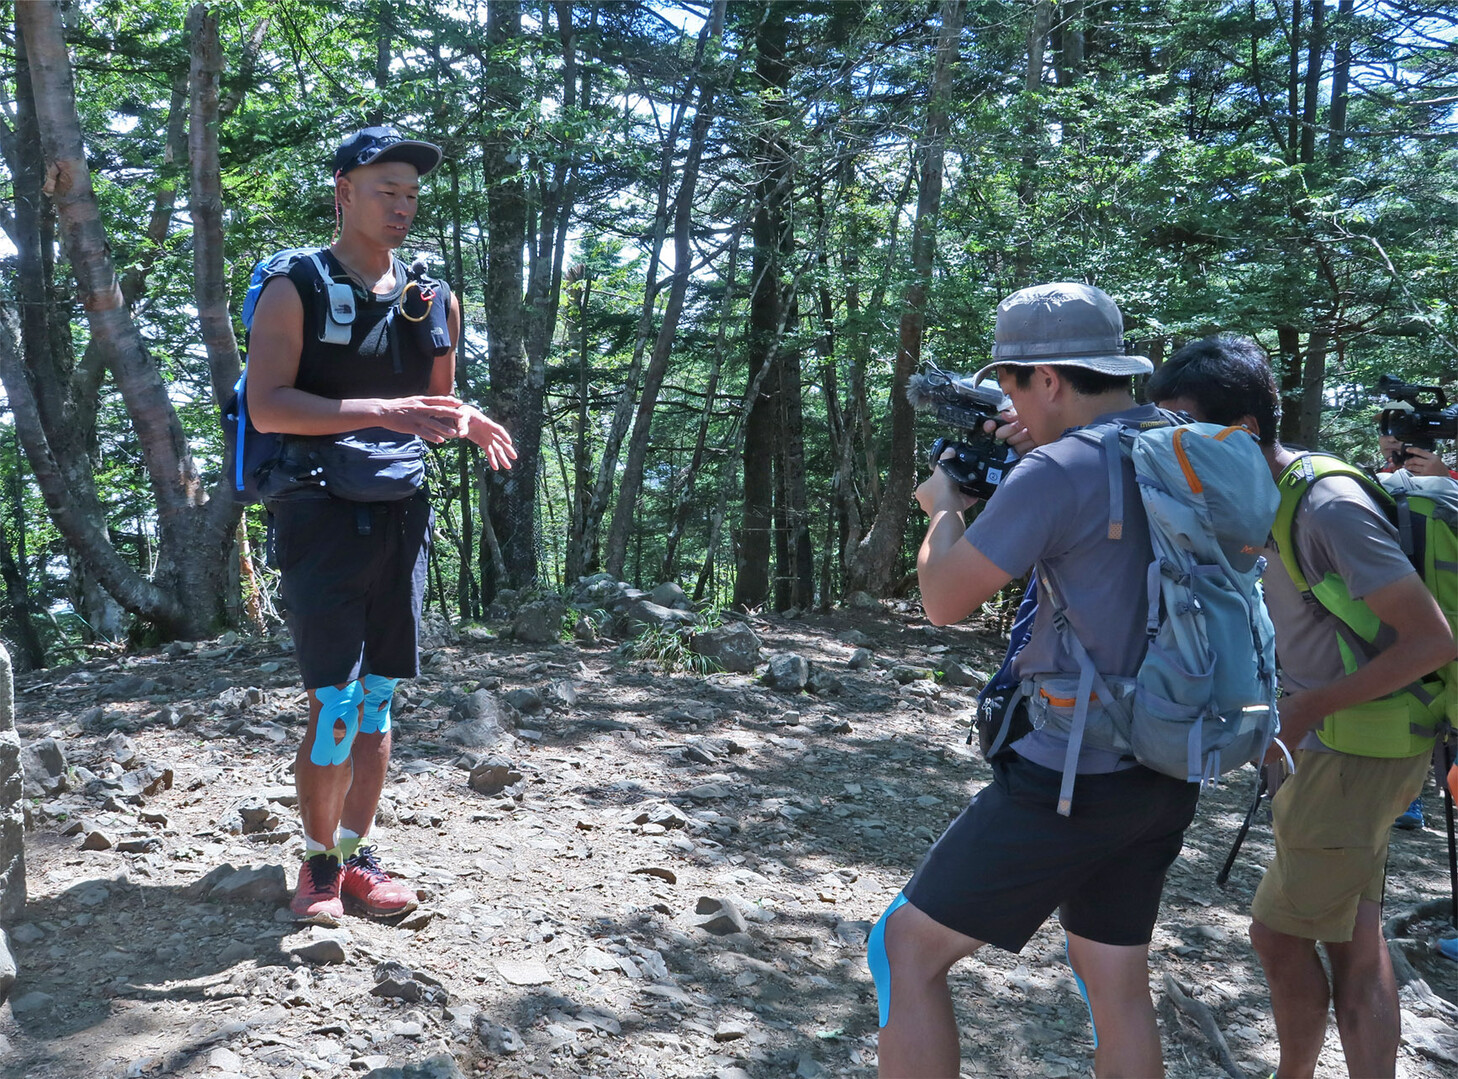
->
[[3, 590, 1457, 1079]]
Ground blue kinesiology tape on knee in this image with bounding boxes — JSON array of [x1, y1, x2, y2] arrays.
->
[[309, 681, 364, 767], [360, 674, 398, 735], [1065, 935, 1098, 1049], [868, 891, 909, 1028]]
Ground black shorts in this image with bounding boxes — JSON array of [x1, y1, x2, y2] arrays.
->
[[903, 753, 1199, 952], [269, 495, 431, 689]]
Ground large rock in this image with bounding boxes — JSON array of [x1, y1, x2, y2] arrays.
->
[[513, 599, 566, 644], [648, 582, 690, 610], [616, 599, 695, 637], [19, 736, 65, 799], [690, 623, 762, 674], [0, 644, 23, 928], [762, 653, 809, 692], [445, 690, 513, 748]]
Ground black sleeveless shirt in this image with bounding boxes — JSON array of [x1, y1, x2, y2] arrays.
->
[[285, 250, 438, 399]]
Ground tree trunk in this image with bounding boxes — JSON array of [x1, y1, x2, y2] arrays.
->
[[844, 0, 963, 596], [605, 0, 727, 581], [1299, 0, 1326, 166], [1328, 0, 1354, 161], [733, 3, 792, 611], [1276, 323, 1304, 445], [482, 0, 535, 595]]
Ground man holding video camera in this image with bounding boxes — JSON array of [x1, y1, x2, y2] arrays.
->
[[873, 283, 1200, 1078]]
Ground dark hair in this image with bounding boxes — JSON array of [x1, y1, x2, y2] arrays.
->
[[1002, 363, 1132, 397], [1147, 334, 1280, 445]]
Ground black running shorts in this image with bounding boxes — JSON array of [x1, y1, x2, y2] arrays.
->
[[903, 752, 1199, 952], [270, 494, 431, 689]]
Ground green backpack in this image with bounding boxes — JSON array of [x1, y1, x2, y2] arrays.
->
[[1273, 454, 1458, 757]]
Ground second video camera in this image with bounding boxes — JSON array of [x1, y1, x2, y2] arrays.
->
[[1375, 373, 1458, 454], [907, 362, 1017, 501]]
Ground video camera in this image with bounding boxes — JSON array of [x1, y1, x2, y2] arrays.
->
[[1374, 374, 1458, 461], [907, 361, 1017, 501]]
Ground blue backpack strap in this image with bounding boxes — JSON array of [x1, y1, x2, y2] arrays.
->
[[1038, 563, 1126, 816]]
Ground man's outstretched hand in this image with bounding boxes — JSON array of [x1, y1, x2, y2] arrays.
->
[[463, 407, 518, 470]]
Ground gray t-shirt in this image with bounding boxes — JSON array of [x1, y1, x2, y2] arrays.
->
[[966, 404, 1163, 772], [1262, 468, 1414, 697]]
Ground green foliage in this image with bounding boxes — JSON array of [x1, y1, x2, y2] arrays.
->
[[616, 622, 720, 676]]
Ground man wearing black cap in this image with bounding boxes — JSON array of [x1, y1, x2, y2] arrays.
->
[[247, 126, 516, 923], [872, 284, 1201, 1077]]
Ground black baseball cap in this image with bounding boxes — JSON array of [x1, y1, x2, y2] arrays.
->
[[332, 126, 443, 179]]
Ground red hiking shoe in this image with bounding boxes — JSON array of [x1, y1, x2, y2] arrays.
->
[[341, 845, 419, 918], [290, 854, 343, 923]]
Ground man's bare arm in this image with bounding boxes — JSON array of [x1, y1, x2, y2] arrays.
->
[[1275, 572, 1456, 748], [915, 465, 1013, 626]]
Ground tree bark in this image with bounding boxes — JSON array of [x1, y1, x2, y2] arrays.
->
[[844, 0, 963, 596], [734, 3, 792, 611], [482, 0, 534, 595]]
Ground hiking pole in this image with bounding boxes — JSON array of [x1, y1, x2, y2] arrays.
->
[[1443, 740, 1458, 930], [1217, 767, 1268, 889]]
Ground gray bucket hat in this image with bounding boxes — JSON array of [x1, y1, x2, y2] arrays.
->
[[970, 282, 1151, 384]]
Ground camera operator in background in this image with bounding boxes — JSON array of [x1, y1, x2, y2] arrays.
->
[[1376, 375, 1458, 480], [873, 283, 1198, 1079]]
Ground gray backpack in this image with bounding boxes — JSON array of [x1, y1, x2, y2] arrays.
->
[[1015, 419, 1280, 815]]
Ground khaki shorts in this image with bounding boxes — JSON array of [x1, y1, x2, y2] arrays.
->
[[1251, 748, 1429, 942]]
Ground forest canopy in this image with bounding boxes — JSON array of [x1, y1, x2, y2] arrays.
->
[[0, 0, 1455, 667]]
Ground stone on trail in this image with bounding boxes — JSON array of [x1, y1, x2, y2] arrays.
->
[[8, 990, 52, 1019], [444, 691, 512, 748], [547, 679, 578, 708], [632, 803, 688, 829], [0, 929, 14, 1006], [617, 598, 696, 636], [362, 1053, 467, 1079], [696, 896, 748, 936], [495, 958, 553, 986], [208, 864, 288, 905], [474, 1015, 524, 1055], [290, 930, 349, 965], [503, 687, 544, 714], [81, 828, 115, 851], [805, 668, 843, 696], [468, 757, 523, 796], [513, 599, 566, 644], [763, 653, 809, 692], [713, 1020, 749, 1042], [689, 623, 763, 674], [844, 591, 881, 611], [1404, 1012, 1458, 1065], [20, 736, 67, 798], [846, 647, 873, 670], [892, 665, 935, 684], [941, 659, 983, 687]]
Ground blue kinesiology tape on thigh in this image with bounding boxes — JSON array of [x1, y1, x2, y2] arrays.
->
[[360, 674, 398, 735], [1065, 935, 1098, 1049], [868, 891, 909, 1028], [309, 681, 364, 767]]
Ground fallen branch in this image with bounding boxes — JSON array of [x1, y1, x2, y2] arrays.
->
[[1162, 973, 1243, 1079]]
